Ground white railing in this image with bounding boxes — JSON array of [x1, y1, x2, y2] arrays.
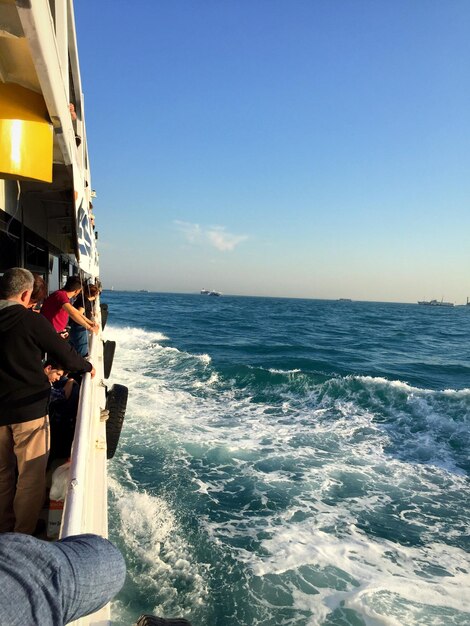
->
[[60, 303, 110, 625], [60, 307, 108, 539]]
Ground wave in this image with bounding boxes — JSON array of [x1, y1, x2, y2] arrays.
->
[[109, 475, 209, 623], [105, 325, 212, 392], [104, 325, 169, 345], [106, 323, 470, 625], [247, 523, 470, 626], [316, 375, 470, 474], [107, 323, 470, 474]]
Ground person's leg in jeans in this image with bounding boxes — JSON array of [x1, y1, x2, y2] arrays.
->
[[69, 324, 89, 356], [13, 416, 50, 534], [56, 534, 126, 623], [0, 533, 126, 625], [0, 425, 16, 532]]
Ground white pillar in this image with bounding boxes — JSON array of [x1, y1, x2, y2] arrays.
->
[[54, 0, 69, 102]]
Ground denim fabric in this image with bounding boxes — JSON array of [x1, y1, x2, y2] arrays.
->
[[0, 533, 126, 625], [68, 323, 89, 357]]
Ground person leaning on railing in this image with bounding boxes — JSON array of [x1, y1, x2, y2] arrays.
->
[[40, 275, 99, 339], [0, 268, 95, 535], [68, 283, 99, 356]]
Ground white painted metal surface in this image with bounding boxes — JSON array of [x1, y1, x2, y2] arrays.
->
[[60, 331, 107, 538], [61, 304, 111, 626], [16, 0, 77, 165]]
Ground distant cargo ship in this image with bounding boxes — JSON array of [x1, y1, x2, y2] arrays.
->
[[418, 299, 454, 307]]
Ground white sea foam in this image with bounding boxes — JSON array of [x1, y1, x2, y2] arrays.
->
[[198, 353, 212, 365], [192, 372, 219, 388], [106, 323, 470, 625], [354, 374, 470, 400], [105, 325, 212, 395], [248, 524, 470, 625], [104, 325, 169, 345], [109, 475, 209, 620]]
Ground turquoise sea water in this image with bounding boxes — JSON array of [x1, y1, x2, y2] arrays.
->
[[103, 292, 470, 626]]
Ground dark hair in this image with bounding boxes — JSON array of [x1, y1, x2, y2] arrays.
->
[[63, 275, 82, 292], [44, 358, 66, 372], [0, 268, 34, 299], [85, 284, 99, 298], [30, 273, 47, 305]]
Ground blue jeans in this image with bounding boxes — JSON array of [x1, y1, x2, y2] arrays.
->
[[0, 533, 125, 625], [68, 322, 89, 356]]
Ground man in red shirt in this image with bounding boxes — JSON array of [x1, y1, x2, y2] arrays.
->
[[41, 276, 99, 336]]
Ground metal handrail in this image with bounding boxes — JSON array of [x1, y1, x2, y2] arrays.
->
[[60, 298, 107, 539], [60, 332, 96, 537]]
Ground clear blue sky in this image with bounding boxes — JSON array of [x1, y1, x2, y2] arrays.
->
[[75, 0, 470, 302]]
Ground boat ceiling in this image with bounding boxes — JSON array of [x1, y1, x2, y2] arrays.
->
[[1, 0, 91, 258], [0, 1, 40, 93]]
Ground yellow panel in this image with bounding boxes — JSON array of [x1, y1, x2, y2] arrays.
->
[[0, 83, 53, 182], [0, 119, 53, 182]]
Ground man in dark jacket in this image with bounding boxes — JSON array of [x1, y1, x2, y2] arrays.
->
[[0, 268, 95, 534]]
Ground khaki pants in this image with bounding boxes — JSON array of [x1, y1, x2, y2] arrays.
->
[[0, 416, 50, 534]]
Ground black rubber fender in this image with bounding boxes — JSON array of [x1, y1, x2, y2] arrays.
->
[[100, 303, 109, 330], [105, 384, 128, 459], [103, 340, 116, 379]]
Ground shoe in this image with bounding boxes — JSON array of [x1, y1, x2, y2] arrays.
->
[[134, 616, 192, 626], [33, 518, 47, 538]]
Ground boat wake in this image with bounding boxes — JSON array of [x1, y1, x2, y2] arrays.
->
[[109, 474, 209, 624], [105, 324, 470, 626]]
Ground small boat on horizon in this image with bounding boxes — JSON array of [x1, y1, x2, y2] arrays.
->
[[201, 289, 222, 296], [418, 299, 454, 307]]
